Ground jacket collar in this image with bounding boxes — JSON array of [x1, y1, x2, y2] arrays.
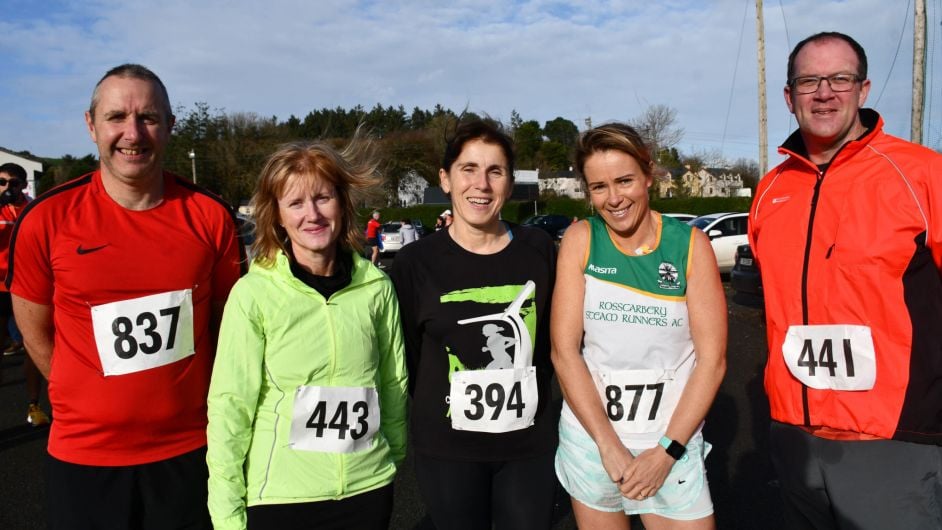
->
[[778, 108, 882, 170], [264, 249, 384, 295]]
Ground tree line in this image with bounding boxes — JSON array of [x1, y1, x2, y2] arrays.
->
[[27, 103, 759, 206]]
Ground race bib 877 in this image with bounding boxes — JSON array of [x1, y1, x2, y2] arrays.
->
[[91, 289, 195, 376]]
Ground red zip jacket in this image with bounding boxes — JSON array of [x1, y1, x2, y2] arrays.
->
[[750, 109, 942, 445]]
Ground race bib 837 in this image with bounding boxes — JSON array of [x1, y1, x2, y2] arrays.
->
[[91, 289, 195, 376]]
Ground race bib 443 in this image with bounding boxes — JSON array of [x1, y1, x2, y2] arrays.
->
[[91, 289, 195, 376], [290, 386, 380, 454], [781, 324, 876, 391]]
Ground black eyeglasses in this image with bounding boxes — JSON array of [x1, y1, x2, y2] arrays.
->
[[0, 179, 20, 187], [789, 74, 861, 94]]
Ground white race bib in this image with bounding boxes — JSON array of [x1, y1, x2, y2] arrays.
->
[[450, 367, 538, 433], [598, 369, 680, 437], [91, 289, 195, 376], [289, 386, 380, 453], [782, 324, 876, 391]]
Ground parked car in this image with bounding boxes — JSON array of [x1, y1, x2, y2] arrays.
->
[[730, 243, 762, 296], [379, 219, 426, 255], [688, 212, 749, 273], [522, 214, 572, 240], [662, 213, 697, 223]]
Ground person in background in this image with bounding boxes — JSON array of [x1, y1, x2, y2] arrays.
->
[[442, 209, 454, 227], [390, 120, 558, 529], [207, 139, 408, 530], [9, 64, 244, 529], [0, 162, 48, 426], [552, 123, 726, 529], [434, 216, 445, 232], [366, 209, 382, 265], [399, 218, 417, 246], [750, 31, 942, 529]]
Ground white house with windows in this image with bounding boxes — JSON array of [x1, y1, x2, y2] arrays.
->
[[536, 169, 585, 199], [680, 167, 744, 198]]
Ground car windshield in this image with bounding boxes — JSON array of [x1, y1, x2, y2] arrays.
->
[[688, 217, 718, 230], [381, 223, 402, 233]]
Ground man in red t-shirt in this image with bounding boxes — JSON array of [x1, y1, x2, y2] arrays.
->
[[366, 209, 382, 265], [9, 64, 243, 529], [0, 162, 47, 426]]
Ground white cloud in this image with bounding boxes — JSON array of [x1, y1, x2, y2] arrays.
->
[[0, 0, 932, 166]]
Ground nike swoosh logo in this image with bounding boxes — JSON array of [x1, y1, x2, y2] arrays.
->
[[678, 480, 686, 484], [771, 196, 790, 204], [76, 244, 108, 255]]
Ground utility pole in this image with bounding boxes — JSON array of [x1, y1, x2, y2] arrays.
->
[[188, 149, 197, 185], [912, 0, 927, 144], [756, 0, 768, 176]]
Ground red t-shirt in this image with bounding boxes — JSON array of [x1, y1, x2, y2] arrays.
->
[[366, 218, 381, 239], [9, 171, 244, 465], [0, 196, 28, 292]]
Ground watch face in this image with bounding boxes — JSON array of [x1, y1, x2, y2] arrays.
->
[[660, 437, 686, 460], [666, 440, 686, 460]]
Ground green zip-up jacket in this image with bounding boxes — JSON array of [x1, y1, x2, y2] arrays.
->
[[206, 251, 408, 530]]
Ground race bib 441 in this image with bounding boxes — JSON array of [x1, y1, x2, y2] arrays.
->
[[782, 324, 876, 391], [91, 289, 195, 376]]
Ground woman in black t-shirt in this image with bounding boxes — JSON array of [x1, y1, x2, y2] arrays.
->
[[390, 120, 557, 530]]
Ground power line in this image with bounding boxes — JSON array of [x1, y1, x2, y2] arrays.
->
[[778, 0, 791, 50], [720, 0, 751, 157], [874, 0, 913, 107]]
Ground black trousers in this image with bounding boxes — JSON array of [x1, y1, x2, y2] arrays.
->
[[46, 446, 212, 530], [246, 482, 393, 530], [413, 451, 557, 530]]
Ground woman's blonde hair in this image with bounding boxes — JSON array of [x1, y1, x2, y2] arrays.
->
[[250, 135, 382, 267], [574, 123, 655, 181]]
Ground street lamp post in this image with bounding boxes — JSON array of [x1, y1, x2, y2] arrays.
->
[[188, 149, 197, 185]]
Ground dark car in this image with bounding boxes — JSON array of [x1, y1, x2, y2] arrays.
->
[[730, 243, 762, 297], [522, 214, 572, 240]]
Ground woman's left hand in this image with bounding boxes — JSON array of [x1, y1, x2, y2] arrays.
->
[[617, 446, 675, 500]]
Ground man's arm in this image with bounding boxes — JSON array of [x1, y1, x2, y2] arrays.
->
[[12, 295, 54, 379]]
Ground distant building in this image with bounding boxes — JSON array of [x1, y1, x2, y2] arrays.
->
[[680, 167, 744, 198], [397, 171, 429, 207], [656, 168, 684, 199], [0, 147, 42, 198], [538, 169, 584, 199]]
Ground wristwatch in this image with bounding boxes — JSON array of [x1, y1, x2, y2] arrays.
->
[[659, 436, 686, 460]]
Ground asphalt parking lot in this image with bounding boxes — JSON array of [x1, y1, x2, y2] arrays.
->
[[0, 281, 782, 529]]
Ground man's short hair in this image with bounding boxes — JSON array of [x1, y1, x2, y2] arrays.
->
[[88, 64, 173, 122], [787, 32, 868, 82], [0, 162, 27, 184]]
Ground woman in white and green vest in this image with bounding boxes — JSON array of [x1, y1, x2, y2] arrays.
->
[[552, 123, 727, 530]]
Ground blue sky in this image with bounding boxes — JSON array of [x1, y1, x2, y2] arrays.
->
[[0, 0, 935, 168]]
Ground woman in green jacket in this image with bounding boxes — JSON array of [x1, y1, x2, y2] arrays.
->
[[206, 138, 408, 530]]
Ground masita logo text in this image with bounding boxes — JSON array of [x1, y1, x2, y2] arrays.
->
[[587, 263, 617, 275]]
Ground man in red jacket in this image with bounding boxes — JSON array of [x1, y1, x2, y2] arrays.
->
[[749, 32, 942, 529]]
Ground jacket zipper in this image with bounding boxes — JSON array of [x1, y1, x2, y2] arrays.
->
[[799, 168, 826, 426]]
